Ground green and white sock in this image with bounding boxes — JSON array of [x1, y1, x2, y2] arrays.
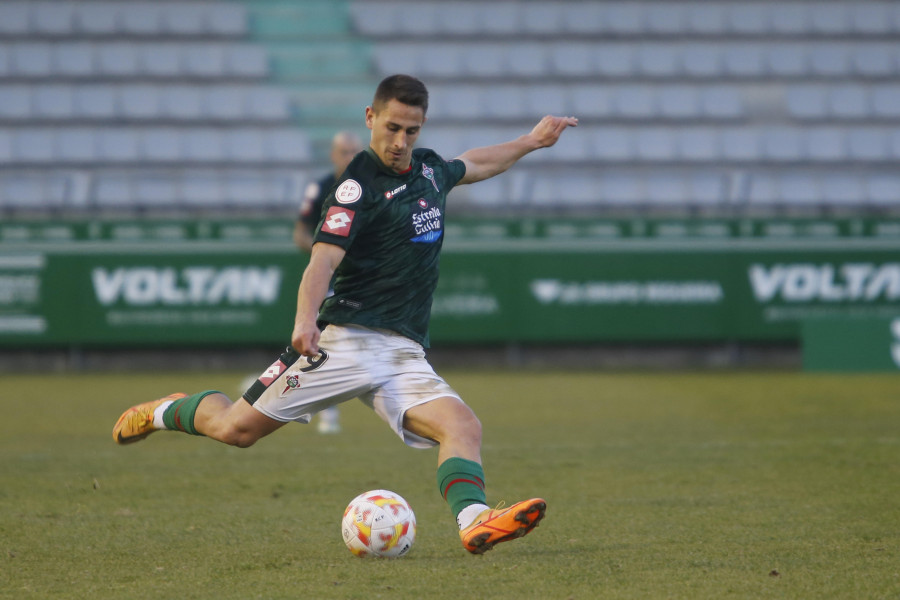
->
[[157, 391, 220, 436], [437, 457, 489, 529]]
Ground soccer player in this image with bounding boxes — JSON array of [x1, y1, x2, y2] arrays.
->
[[113, 74, 578, 554], [292, 130, 363, 434]]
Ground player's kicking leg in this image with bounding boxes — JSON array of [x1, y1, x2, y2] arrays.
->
[[112, 390, 283, 447]]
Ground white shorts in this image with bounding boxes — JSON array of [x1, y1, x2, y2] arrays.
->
[[246, 324, 462, 448]]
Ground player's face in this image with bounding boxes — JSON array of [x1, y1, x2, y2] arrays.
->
[[365, 98, 425, 173]]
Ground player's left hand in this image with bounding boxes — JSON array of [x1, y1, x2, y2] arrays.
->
[[529, 115, 578, 149]]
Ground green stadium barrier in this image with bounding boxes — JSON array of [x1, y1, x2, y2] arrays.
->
[[1, 217, 899, 347], [802, 317, 900, 372]]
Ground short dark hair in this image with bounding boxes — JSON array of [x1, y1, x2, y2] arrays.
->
[[373, 74, 428, 115]]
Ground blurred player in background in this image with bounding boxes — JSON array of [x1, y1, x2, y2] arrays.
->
[[293, 130, 362, 434], [113, 74, 577, 555]]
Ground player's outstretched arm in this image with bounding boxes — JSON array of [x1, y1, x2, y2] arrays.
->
[[455, 115, 578, 185], [291, 242, 345, 356]]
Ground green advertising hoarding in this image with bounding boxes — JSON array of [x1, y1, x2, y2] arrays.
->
[[1, 218, 899, 347]]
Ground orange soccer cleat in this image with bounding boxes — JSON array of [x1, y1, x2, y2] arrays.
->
[[459, 498, 546, 554], [112, 393, 186, 445]]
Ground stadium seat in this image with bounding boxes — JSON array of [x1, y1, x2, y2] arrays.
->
[[460, 45, 506, 78], [646, 4, 685, 35], [478, 3, 521, 35], [12, 44, 53, 77], [205, 87, 246, 121], [871, 86, 900, 117], [265, 130, 312, 163], [809, 45, 850, 77], [224, 130, 266, 163], [33, 3, 76, 35], [97, 44, 140, 77], [141, 128, 181, 162], [767, 44, 808, 77], [180, 172, 223, 206], [97, 129, 140, 162], [118, 86, 162, 119], [729, 4, 772, 35], [205, 4, 247, 37], [746, 173, 779, 205], [135, 175, 176, 206], [245, 88, 291, 121], [591, 128, 634, 162], [635, 129, 677, 161], [56, 44, 94, 77], [678, 128, 719, 162], [161, 87, 204, 120], [142, 45, 182, 77], [828, 86, 870, 119], [805, 129, 847, 162], [686, 4, 728, 34], [526, 86, 569, 117], [820, 174, 865, 205], [779, 174, 820, 204], [182, 129, 226, 162], [75, 3, 119, 35], [700, 87, 744, 119], [507, 44, 548, 77], [0, 4, 29, 36], [636, 45, 680, 77], [594, 45, 635, 77], [615, 86, 656, 119], [605, 5, 644, 34], [847, 129, 888, 161], [33, 86, 75, 119], [184, 45, 226, 77], [56, 129, 97, 162], [120, 4, 162, 36], [762, 129, 805, 161], [521, 4, 562, 35], [550, 44, 594, 77], [688, 173, 726, 205], [645, 174, 688, 204], [721, 129, 762, 161], [74, 86, 116, 120], [786, 86, 828, 120], [483, 86, 526, 119], [723, 45, 767, 77], [770, 4, 809, 34], [682, 44, 723, 78], [853, 45, 896, 77], [659, 87, 701, 119], [867, 175, 900, 205], [851, 3, 892, 34], [0, 86, 31, 119], [600, 175, 642, 204], [13, 129, 54, 163], [570, 85, 614, 119]]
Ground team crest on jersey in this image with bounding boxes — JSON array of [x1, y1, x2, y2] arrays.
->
[[335, 179, 362, 204], [385, 184, 407, 199], [422, 164, 439, 192], [418, 198, 427, 208], [281, 374, 301, 394]]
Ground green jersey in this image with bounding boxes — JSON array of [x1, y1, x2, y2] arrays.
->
[[313, 147, 467, 347]]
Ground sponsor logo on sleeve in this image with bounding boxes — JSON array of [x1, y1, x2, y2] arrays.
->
[[322, 206, 355, 236], [335, 179, 362, 204]]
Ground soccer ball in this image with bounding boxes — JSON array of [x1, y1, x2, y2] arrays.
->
[[341, 489, 416, 558]]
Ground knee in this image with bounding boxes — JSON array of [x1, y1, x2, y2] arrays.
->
[[217, 425, 262, 448]]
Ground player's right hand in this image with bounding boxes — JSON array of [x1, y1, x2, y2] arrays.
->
[[291, 320, 321, 356]]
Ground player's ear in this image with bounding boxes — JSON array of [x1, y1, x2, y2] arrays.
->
[[365, 106, 375, 130]]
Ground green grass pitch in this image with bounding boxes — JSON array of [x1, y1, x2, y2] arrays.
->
[[1, 369, 898, 599]]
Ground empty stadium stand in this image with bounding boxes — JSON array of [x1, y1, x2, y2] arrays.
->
[[0, 1, 898, 213]]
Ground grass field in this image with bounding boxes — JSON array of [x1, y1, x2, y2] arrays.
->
[[1, 369, 899, 599]]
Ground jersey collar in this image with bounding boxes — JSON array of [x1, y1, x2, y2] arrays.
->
[[366, 147, 416, 176]]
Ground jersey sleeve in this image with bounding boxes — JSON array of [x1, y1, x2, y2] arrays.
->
[[313, 176, 373, 249], [442, 158, 467, 191]]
